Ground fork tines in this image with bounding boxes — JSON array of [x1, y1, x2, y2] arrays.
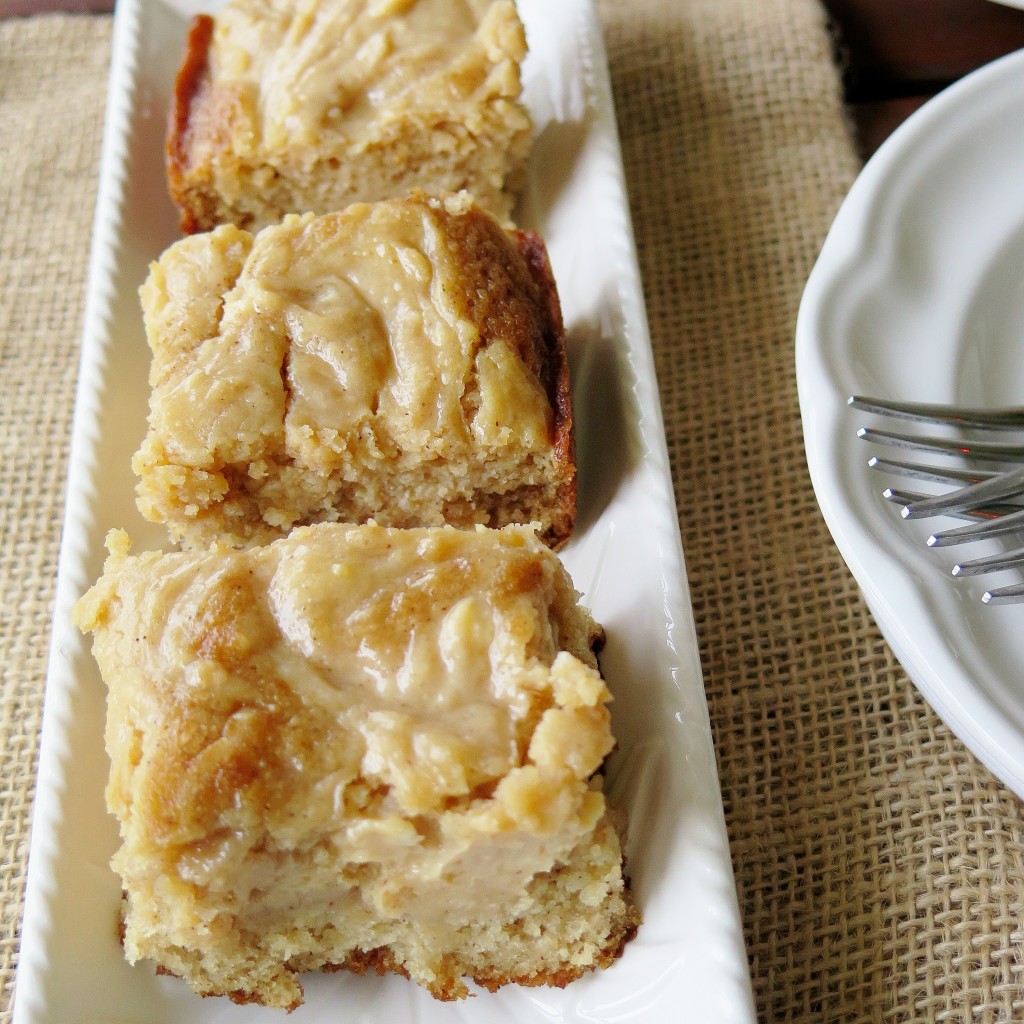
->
[[850, 394, 1024, 605], [849, 395, 1024, 430]]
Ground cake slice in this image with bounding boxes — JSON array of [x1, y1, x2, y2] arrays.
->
[[132, 192, 576, 549], [72, 522, 638, 1010], [168, 0, 533, 232]]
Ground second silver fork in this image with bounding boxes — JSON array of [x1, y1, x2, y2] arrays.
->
[[850, 395, 1024, 605]]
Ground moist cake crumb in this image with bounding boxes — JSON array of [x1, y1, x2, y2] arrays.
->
[[168, 0, 533, 232], [72, 522, 639, 1009], [133, 192, 576, 549]]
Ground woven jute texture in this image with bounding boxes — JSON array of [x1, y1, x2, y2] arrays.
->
[[4, 3, 1024, 1023], [0, 12, 112, 1023]]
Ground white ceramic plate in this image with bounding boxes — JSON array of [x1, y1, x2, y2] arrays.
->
[[798, 50, 1024, 799], [14, 1, 755, 1022]]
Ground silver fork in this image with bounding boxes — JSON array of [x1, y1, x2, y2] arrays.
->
[[849, 395, 1024, 605]]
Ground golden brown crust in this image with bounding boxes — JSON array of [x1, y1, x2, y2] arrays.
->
[[512, 228, 576, 548], [155, 967, 304, 1015], [166, 15, 214, 235], [224, 987, 302, 1014]]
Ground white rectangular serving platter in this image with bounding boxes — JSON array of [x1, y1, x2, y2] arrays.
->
[[14, 1, 755, 1021]]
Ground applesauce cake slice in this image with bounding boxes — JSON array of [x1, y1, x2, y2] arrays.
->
[[168, 0, 533, 232], [133, 192, 575, 549], [73, 522, 638, 1010]]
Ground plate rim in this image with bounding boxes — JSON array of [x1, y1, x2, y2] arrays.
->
[[797, 47, 1024, 796]]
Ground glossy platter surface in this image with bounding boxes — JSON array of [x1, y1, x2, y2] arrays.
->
[[14, 1, 755, 1021]]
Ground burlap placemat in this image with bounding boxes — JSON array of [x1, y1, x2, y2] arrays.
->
[[4, 3, 1024, 1022], [0, 13, 112, 1020]]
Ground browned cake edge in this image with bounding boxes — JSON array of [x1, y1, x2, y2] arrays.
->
[[512, 227, 577, 549], [166, 14, 217, 235]]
